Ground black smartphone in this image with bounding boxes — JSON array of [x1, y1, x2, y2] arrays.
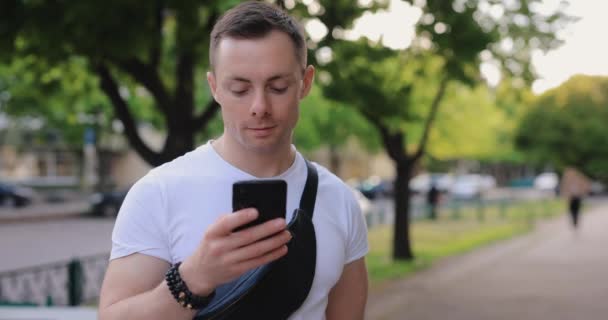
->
[[232, 179, 287, 232]]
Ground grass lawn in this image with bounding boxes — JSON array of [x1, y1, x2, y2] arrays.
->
[[366, 198, 564, 288]]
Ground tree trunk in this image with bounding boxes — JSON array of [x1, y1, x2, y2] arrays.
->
[[95, 60, 221, 167], [161, 128, 195, 163], [393, 159, 414, 260], [361, 114, 416, 261]]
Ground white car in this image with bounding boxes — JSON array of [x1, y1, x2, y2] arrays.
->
[[534, 172, 559, 191], [409, 173, 453, 194], [350, 187, 372, 216], [449, 174, 495, 199]]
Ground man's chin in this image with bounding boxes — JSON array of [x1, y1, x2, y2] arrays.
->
[[242, 137, 288, 154]]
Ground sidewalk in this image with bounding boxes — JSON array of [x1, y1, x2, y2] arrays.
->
[[0, 306, 97, 319], [366, 199, 608, 320]]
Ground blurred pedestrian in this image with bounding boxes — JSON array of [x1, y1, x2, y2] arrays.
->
[[427, 183, 440, 220], [568, 195, 582, 228], [560, 167, 591, 229]]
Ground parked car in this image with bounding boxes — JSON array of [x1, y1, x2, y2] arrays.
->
[[89, 188, 130, 217], [480, 175, 497, 189], [0, 182, 35, 207], [449, 174, 495, 200], [590, 181, 606, 195], [534, 172, 559, 191], [508, 177, 534, 188], [350, 187, 372, 216], [355, 176, 393, 200], [409, 173, 453, 194]]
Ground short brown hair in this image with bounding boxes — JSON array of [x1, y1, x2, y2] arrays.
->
[[209, 1, 307, 70]]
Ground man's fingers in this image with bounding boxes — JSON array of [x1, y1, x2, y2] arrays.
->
[[233, 245, 289, 275], [228, 218, 287, 248], [207, 209, 258, 237], [224, 230, 292, 263]]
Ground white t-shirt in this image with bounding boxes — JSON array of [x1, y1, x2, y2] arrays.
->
[[110, 142, 369, 319]]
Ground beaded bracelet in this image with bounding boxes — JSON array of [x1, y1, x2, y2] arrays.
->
[[165, 262, 216, 309]]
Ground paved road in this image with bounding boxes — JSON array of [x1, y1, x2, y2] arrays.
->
[[0, 201, 89, 223], [366, 199, 608, 320], [0, 217, 115, 272]]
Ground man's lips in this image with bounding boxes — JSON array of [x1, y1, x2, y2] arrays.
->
[[248, 125, 277, 136], [249, 125, 276, 131]]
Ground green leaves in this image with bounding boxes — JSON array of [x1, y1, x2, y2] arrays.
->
[[0, 55, 110, 146], [516, 75, 608, 180], [0, 0, 573, 168], [295, 86, 379, 153]]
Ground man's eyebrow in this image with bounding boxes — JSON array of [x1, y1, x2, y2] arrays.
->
[[227, 74, 293, 83], [228, 77, 251, 83], [267, 74, 292, 81]]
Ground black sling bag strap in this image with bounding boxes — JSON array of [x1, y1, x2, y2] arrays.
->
[[299, 159, 318, 214], [195, 159, 318, 320]]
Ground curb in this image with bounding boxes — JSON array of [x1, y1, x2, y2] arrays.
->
[[0, 211, 89, 225]]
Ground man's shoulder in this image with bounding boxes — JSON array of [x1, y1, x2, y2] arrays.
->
[[148, 144, 213, 177], [127, 144, 217, 193], [123, 144, 220, 203]]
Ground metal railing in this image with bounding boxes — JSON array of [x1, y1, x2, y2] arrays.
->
[[0, 253, 109, 306], [365, 197, 560, 228]]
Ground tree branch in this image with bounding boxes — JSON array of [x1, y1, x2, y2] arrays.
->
[[172, 5, 206, 129], [413, 76, 449, 162], [174, 51, 195, 126], [192, 99, 220, 131], [358, 109, 407, 163], [112, 57, 171, 116], [94, 63, 161, 166], [149, 0, 163, 68]]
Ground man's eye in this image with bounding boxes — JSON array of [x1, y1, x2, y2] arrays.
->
[[270, 87, 288, 93], [231, 89, 248, 95]]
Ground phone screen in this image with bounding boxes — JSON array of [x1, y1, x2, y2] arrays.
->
[[232, 179, 287, 232]]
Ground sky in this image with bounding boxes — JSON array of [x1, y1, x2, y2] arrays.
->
[[531, 0, 608, 93], [307, 0, 608, 94]]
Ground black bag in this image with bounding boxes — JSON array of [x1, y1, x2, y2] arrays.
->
[[195, 160, 318, 320]]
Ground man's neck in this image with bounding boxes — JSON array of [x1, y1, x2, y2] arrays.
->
[[212, 136, 296, 178]]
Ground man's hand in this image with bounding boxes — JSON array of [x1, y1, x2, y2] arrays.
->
[[179, 208, 291, 295]]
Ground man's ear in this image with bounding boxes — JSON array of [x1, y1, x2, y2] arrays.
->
[[207, 71, 218, 101], [299, 65, 315, 99]]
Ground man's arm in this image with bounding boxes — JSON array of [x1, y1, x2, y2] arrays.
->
[[98, 208, 291, 320], [325, 258, 368, 320], [98, 254, 196, 320]]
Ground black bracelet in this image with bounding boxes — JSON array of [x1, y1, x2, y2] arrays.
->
[[165, 262, 215, 309]]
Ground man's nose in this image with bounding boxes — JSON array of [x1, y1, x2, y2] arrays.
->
[[250, 90, 271, 117]]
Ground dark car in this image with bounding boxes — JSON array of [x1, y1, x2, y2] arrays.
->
[[356, 178, 394, 200], [89, 188, 129, 217], [0, 182, 35, 207]]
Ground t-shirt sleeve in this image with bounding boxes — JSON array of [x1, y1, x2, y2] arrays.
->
[[344, 188, 369, 264], [110, 174, 171, 263]]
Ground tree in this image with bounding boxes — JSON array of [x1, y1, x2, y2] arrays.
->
[[295, 86, 380, 174], [1, 0, 231, 166], [320, 0, 571, 260], [516, 75, 608, 182], [0, 55, 123, 147], [428, 83, 516, 161], [0, 0, 388, 166]]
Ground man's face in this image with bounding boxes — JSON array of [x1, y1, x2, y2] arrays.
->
[[208, 30, 314, 154]]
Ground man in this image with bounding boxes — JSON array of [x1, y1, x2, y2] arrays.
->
[[98, 2, 369, 319], [427, 183, 440, 220], [560, 167, 591, 230]]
